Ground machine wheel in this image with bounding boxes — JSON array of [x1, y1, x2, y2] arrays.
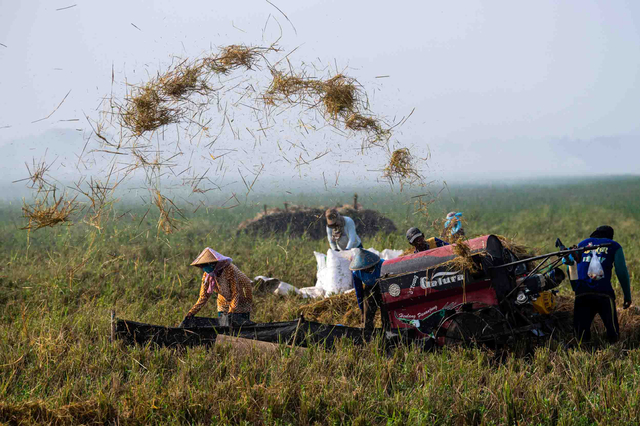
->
[[436, 312, 488, 346], [436, 307, 513, 348]]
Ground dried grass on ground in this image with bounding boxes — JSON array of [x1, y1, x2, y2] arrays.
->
[[298, 291, 382, 328]]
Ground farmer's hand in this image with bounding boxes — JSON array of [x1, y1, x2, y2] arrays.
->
[[570, 245, 583, 263], [179, 314, 194, 328], [623, 300, 632, 309]]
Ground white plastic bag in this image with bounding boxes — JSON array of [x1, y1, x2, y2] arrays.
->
[[321, 249, 354, 296], [314, 251, 327, 271], [299, 287, 325, 299], [273, 281, 300, 296], [587, 249, 604, 280], [380, 249, 403, 260]]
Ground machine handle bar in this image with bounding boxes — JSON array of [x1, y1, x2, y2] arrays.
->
[[490, 243, 612, 270]]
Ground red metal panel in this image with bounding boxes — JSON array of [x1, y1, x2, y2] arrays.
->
[[384, 235, 491, 266]]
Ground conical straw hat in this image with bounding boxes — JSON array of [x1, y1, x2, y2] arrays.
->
[[190, 248, 219, 266]]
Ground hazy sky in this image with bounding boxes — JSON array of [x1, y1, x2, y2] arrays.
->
[[1, 0, 639, 190]]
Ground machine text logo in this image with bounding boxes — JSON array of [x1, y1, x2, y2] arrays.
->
[[420, 271, 464, 289]]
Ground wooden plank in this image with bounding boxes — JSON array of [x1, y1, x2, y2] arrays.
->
[[215, 334, 306, 356]]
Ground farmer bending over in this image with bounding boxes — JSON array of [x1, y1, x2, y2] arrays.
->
[[350, 248, 390, 331], [406, 227, 448, 253], [568, 226, 631, 343], [326, 208, 362, 251], [182, 248, 253, 327]]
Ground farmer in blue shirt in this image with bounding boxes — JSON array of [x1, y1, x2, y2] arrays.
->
[[569, 225, 632, 343], [350, 248, 389, 331]]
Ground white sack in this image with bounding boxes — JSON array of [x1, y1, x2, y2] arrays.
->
[[380, 249, 403, 260], [320, 249, 354, 296], [299, 286, 325, 299], [273, 281, 300, 296]]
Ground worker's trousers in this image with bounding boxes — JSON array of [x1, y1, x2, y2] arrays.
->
[[574, 293, 619, 343], [362, 283, 390, 331]]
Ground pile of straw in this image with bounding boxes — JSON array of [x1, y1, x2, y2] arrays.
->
[[298, 291, 380, 328]]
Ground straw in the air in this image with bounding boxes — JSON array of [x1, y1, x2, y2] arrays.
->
[[21, 192, 78, 231]]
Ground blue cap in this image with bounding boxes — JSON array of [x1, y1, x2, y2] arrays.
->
[[349, 248, 381, 271]]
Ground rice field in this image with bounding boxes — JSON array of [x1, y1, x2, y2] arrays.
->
[[1, 177, 640, 425]]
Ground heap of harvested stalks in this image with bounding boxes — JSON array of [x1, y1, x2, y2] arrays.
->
[[449, 236, 478, 273], [298, 291, 380, 328], [22, 192, 78, 231]]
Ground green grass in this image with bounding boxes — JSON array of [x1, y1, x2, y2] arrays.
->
[[1, 177, 640, 425]]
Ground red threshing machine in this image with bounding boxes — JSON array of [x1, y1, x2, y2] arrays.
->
[[378, 235, 581, 346]]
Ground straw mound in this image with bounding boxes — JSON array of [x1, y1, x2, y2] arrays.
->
[[237, 205, 397, 239], [298, 291, 381, 328]]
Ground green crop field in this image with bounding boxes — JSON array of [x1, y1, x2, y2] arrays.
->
[[1, 177, 640, 425]]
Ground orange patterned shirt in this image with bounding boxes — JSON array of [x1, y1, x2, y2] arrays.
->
[[187, 264, 253, 316]]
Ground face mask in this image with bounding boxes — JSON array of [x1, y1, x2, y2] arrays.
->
[[202, 264, 215, 274]]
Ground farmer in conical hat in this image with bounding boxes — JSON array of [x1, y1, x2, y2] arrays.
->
[[349, 248, 389, 331], [325, 208, 362, 252], [181, 248, 253, 327]]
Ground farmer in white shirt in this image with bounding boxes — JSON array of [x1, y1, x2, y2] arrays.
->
[[325, 208, 363, 251]]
